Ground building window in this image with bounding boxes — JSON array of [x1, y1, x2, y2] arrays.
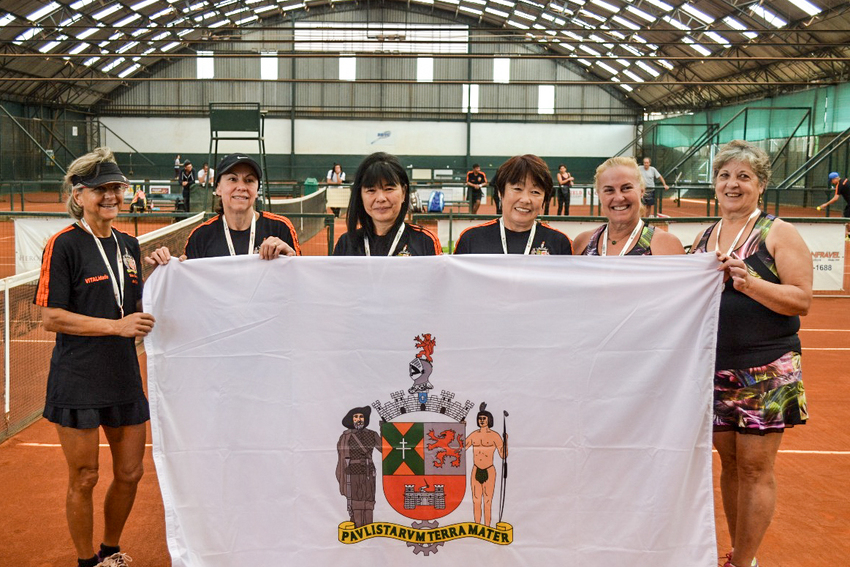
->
[[417, 57, 434, 83], [261, 51, 278, 81], [538, 85, 555, 114], [493, 58, 510, 83], [339, 56, 356, 81], [197, 50, 214, 79], [462, 84, 479, 113]]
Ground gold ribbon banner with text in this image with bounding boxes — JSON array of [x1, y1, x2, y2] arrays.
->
[[338, 521, 513, 545]]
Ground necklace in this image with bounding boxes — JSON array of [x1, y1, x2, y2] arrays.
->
[[601, 220, 643, 257]]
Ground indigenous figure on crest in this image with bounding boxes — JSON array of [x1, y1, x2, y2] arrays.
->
[[465, 402, 507, 526]]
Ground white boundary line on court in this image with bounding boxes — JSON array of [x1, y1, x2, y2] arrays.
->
[[800, 329, 850, 332], [801, 347, 850, 351]]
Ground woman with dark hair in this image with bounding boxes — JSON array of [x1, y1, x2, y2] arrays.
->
[[146, 153, 299, 264], [690, 140, 812, 567], [333, 152, 441, 256], [35, 147, 153, 567], [454, 154, 572, 255]]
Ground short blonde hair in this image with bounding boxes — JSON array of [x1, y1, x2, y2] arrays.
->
[[712, 140, 771, 187], [593, 156, 646, 194], [63, 147, 119, 219]]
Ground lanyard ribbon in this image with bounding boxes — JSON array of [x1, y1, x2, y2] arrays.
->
[[364, 223, 405, 256], [601, 219, 644, 257], [79, 218, 125, 318], [714, 208, 760, 256], [222, 213, 257, 256], [499, 218, 537, 255]]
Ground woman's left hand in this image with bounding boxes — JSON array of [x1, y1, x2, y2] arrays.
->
[[716, 251, 751, 292], [258, 237, 296, 260]]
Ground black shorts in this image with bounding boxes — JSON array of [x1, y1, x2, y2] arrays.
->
[[641, 190, 655, 206], [469, 189, 483, 203]]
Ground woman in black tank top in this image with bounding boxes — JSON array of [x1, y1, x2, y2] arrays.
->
[[689, 140, 812, 567]]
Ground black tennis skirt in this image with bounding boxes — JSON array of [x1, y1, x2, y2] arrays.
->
[[43, 397, 150, 429]]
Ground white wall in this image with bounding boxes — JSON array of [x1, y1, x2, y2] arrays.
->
[[99, 116, 634, 157]]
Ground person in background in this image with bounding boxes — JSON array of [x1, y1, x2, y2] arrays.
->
[[454, 155, 572, 255], [197, 162, 213, 188], [128, 186, 147, 213], [35, 147, 153, 567], [146, 153, 299, 263], [466, 164, 487, 214], [180, 160, 196, 212], [817, 172, 850, 240], [333, 152, 441, 256], [639, 157, 669, 216], [556, 164, 574, 216], [173, 154, 181, 179], [572, 157, 684, 256], [327, 163, 346, 218], [690, 140, 812, 567]]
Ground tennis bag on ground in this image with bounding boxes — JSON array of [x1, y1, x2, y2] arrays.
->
[[428, 191, 445, 212]]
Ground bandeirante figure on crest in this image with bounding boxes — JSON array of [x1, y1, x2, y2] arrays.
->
[[336, 405, 381, 527]]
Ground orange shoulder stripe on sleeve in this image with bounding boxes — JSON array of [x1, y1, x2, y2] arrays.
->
[[409, 223, 442, 255], [35, 225, 76, 307], [456, 218, 497, 243], [183, 214, 220, 252], [262, 211, 302, 256], [543, 223, 573, 245]]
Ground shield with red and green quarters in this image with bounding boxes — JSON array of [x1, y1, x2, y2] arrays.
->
[[381, 421, 466, 520]]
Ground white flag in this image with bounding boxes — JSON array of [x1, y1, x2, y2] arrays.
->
[[144, 254, 721, 567]]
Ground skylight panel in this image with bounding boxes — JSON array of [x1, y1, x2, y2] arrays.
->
[[590, 0, 617, 12], [131, 0, 159, 9], [71, 0, 96, 9], [142, 47, 155, 55], [225, 7, 248, 16], [77, 27, 99, 40], [151, 31, 170, 41], [622, 44, 641, 56], [704, 31, 730, 47], [460, 6, 483, 15], [177, 28, 193, 36], [109, 32, 124, 41], [657, 59, 674, 70], [579, 10, 605, 22], [14, 28, 42, 44], [60, 15, 83, 27], [612, 15, 640, 31], [623, 69, 644, 82], [491, 0, 515, 6], [132, 27, 151, 37], [195, 11, 217, 21], [0, 14, 16, 28], [554, 17, 566, 24], [608, 30, 626, 40], [412, 0, 435, 5], [117, 41, 139, 53], [161, 41, 181, 51], [682, 36, 711, 56], [519, 0, 545, 8], [255, 5, 277, 13], [663, 15, 690, 31], [184, 2, 207, 12], [151, 8, 173, 19], [597, 61, 617, 74], [209, 20, 228, 28], [28, 2, 61, 22], [562, 30, 582, 41], [618, 82, 634, 92], [644, 0, 673, 11], [68, 43, 89, 55], [92, 5, 123, 20], [485, 7, 509, 17], [577, 58, 591, 66], [507, 20, 530, 29], [515, 10, 536, 21], [787, 0, 822, 16], [749, 5, 787, 28], [636, 60, 660, 77], [680, 3, 714, 24], [115, 14, 142, 27], [589, 34, 605, 43], [578, 44, 600, 56], [236, 14, 259, 24], [281, 2, 305, 10], [102, 57, 125, 73], [626, 6, 655, 22], [723, 16, 758, 39], [82, 56, 100, 66], [616, 58, 629, 66], [39, 41, 63, 53], [541, 12, 555, 21], [119, 63, 141, 78], [572, 18, 594, 29]]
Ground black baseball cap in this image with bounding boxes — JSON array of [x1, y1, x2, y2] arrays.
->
[[71, 161, 128, 188], [215, 154, 262, 186]]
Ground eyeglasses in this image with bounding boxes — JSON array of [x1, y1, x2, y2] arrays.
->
[[87, 184, 127, 195]]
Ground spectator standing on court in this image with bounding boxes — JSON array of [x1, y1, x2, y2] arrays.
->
[[639, 157, 669, 216], [173, 154, 181, 179], [556, 164, 574, 216], [454, 155, 572, 255], [333, 152, 441, 256], [817, 172, 850, 240], [180, 160, 196, 212], [326, 163, 346, 218], [35, 147, 154, 567], [146, 153, 299, 263], [572, 157, 683, 255], [466, 163, 487, 214], [689, 140, 812, 567]]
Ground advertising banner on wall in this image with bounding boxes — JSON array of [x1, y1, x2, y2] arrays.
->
[[14, 218, 74, 274], [795, 222, 846, 291]]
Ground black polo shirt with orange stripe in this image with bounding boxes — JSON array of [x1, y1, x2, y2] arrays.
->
[[184, 211, 301, 259], [453, 219, 573, 255], [34, 224, 145, 408], [333, 223, 442, 256]]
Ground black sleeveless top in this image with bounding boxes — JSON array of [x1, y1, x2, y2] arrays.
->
[[583, 223, 655, 256], [692, 212, 801, 370]]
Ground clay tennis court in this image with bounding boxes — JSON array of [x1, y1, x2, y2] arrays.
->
[[0, 196, 847, 566]]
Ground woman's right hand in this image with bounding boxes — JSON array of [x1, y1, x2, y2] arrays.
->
[[113, 312, 156, 338], [145, 246, 182, 266]]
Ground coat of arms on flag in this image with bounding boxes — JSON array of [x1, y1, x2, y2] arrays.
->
[[336, 334, 513, 556]]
